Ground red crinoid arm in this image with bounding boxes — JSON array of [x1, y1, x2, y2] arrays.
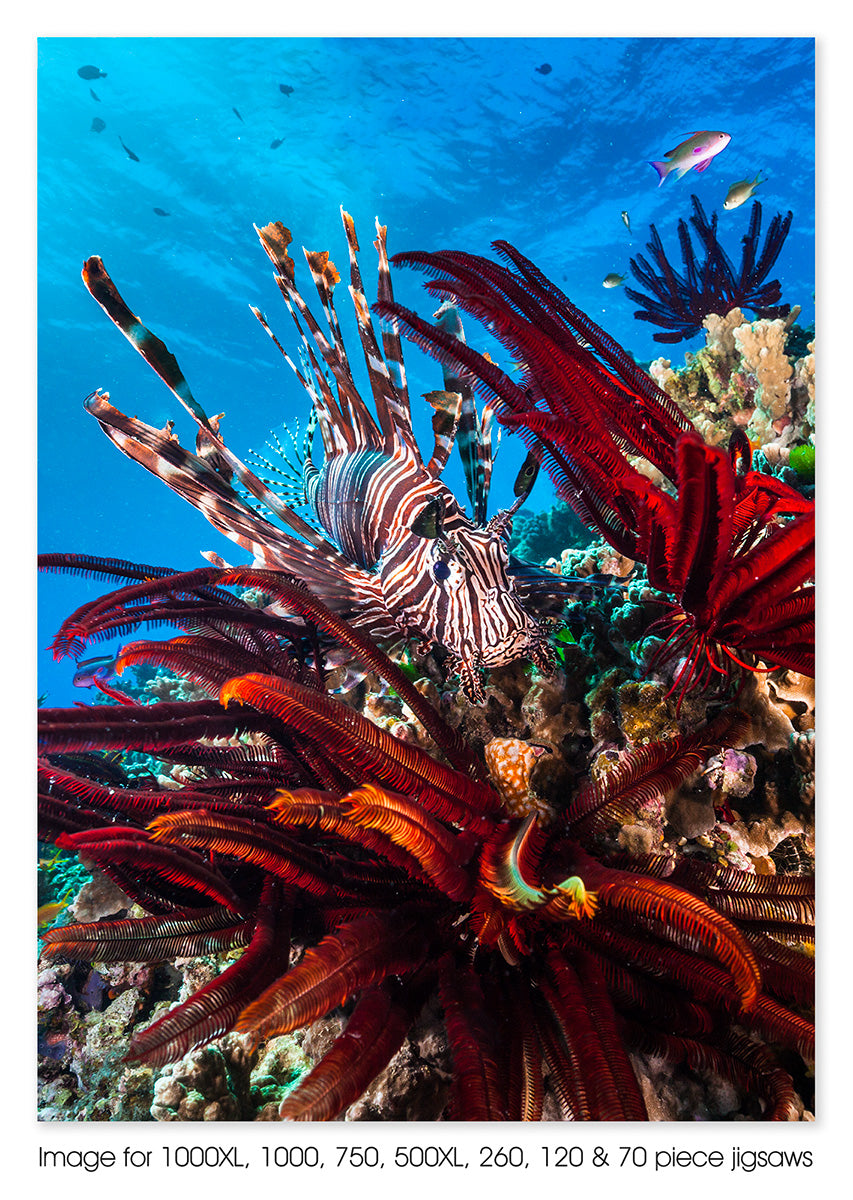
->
[[56, 826, 248, 915], [234, 909, 428, 1042], [37, 761, 267, 823], [745, 932, 814, 1008], [699, 509, 815, 654], [622, 1022, 798, 1120], [338, 784, 475, 902], [664, 433, 737, 606], [219, 673, 499, 827], [438, 956, 507, 1120], [541, 942, 647, 1120], [749, 994, 815, 1064], [215, 567, 483, 778], [572, 846, 761, 1010], [564, 710, 751, 833], [146, 810, 345, 900], [128, 878, 292, 1067], [494, 972, 544, 1121], [277, 980, 416, 1121], [266, 789, 444, 890], [40, 905, 249, 965], [114, 634, 299, 696], [38, 699, 274, 756]]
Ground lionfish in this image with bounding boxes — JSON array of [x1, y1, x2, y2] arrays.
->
[[79, 210, 587, 702]]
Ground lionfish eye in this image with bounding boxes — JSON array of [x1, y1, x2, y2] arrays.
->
[[432, 560, 451, 581]]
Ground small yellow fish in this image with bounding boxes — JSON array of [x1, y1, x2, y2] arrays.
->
[[649, 131, 731, 185], [38, 888, 74, 930], [603, 272, 626, 288], [723, 173, 763, 210]]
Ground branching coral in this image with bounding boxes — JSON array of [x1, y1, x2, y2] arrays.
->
[[625, 195, 793, 343]]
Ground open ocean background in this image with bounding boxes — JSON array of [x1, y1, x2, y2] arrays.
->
[[36, 35, 815, 707]]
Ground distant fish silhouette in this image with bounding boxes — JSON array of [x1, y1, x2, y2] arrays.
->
[[535, 63, 552, 75], [90, 117, 106, 133], [90, 88, 100, 102], [118, 136, 140, 162], [233, 107, 244, 121], [77, 64, 107, 80], [279, 83, 294, 95], [153, 207, 170, 216], [270, 137, 284, 149], [621, 210, 631, 232]]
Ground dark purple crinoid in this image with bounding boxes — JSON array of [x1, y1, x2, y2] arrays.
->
[[625, 195, 793, 343]]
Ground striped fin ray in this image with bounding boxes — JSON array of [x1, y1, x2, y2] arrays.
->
[[245, 414, 318, 509], [374, 219, 411, 423], [300, 246, 371, 453], [82, 391, 392, 631], [434, 300, 492, 523], [254, 220, 381, 452], [423, 389, 463, 477], [81, 256, 336, 547], [250, 304, 353, 458], [478, 398, 500, 511], [340, 208, 417, 454]]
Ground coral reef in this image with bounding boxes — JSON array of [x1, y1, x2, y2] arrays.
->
[[509, 501, 594, 565], [37, 215, 814, 1123], [38, 558, 814, 1122], [648, 310, 814, 469]]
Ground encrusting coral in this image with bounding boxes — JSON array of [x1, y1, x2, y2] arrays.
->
[[38, 213, 814, 1122]]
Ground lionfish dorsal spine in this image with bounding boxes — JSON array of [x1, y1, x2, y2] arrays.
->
[[374, 218, 411, 424], [81, 257, 333, 554], [340, 208, 419, 458], [433, 300, 494, 525], [255, 220, 380, 454], [423, 389, 463, 477]]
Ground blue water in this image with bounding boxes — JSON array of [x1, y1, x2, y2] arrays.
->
[[37, 36, 815, 708]]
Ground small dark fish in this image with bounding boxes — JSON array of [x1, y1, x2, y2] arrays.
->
[[118, 136, 139, 162], [153, 207, 170, 216], [72, 653, 117, 688], [89, 88, 100, 102], [90, 117, 106, 133], [77, 65, 107, 80], [270, 137, 284, 149], [279, 83, 294, 95], [535, 63, 552, 75], [232, 107, 244, 122]]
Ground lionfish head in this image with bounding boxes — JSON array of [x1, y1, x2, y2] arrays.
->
[[381, 490, 555, 704]]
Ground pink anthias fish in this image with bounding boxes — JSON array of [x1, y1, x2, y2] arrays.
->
[[649, 131, 731, 186]]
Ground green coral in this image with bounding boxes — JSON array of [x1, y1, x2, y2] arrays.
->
[[509, 502, 594, 564]]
